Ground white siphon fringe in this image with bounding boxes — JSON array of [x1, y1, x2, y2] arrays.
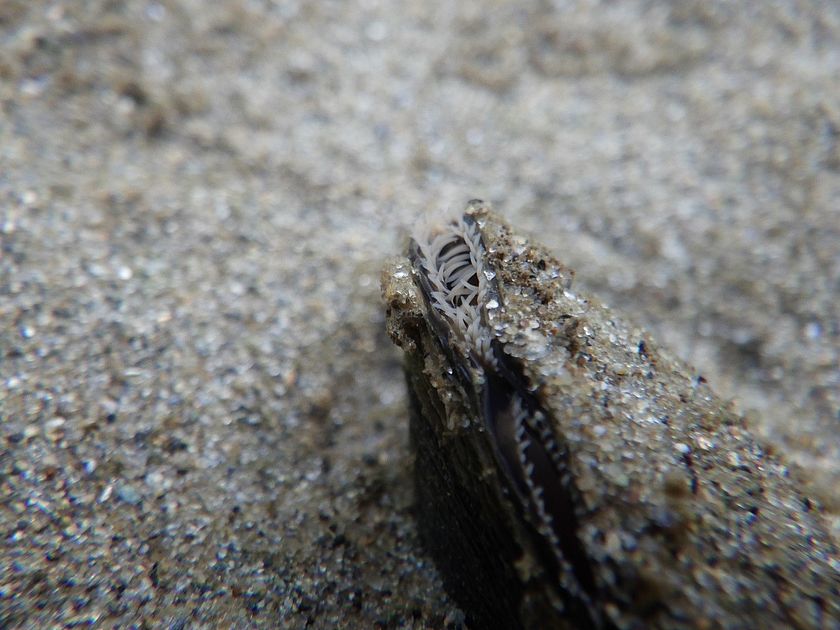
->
[[411, 212, 495, 365]]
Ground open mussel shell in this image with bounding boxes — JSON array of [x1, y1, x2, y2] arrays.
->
[[382, 201, 840, 630]]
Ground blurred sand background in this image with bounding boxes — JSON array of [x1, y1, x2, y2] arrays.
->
[[1, 1, 838, 627]]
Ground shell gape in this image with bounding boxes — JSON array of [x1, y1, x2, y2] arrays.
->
[[411, 214, 492, 364]]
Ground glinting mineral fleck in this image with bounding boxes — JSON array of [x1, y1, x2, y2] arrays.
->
[[381, 200, 840, 630]]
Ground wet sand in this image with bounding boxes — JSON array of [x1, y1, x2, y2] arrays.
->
[[1, 2, 838, 627]]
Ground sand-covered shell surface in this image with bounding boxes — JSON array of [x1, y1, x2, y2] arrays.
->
[[381, 200, 840, 630]]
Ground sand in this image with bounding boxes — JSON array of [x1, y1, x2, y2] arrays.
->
[[1, 1, 838, 628]]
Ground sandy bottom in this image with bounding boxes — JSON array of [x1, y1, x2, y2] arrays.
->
[[1, 2, 838, 627]]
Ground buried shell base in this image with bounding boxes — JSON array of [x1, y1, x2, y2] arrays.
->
[[382, 201, 840, 630], [405, 342, 548, 630]]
